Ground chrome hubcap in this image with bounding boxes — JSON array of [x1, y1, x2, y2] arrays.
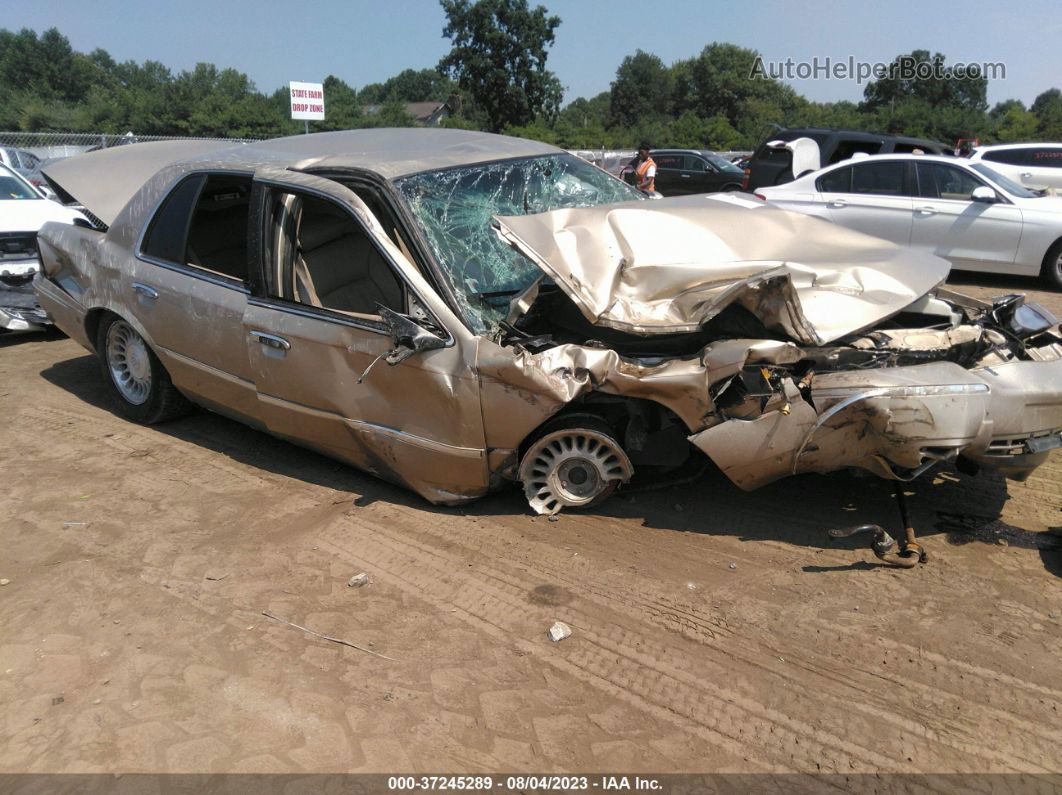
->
[[106, 320, 152, 405], [520, 428, 633, 515]]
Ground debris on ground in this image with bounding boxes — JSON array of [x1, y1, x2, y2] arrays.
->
[[261, 611, 394, 660], [728, 563, 737, 570], [0, 579, 9, 586], [548, 621, 572, 642], [347, 572, 370, 588], [204, 571, 229, 581]]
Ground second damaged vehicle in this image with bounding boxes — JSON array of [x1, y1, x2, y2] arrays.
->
[[33, 130, 1062, 523]]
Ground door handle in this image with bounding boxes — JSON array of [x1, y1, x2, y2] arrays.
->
[[250, 330, 290, 351], [131, 282, 158, 300], [828, 199, 846, 208], [680, 173, 691, 179], [915, 206, 937, 216], [1020, 172, 1032, 179]]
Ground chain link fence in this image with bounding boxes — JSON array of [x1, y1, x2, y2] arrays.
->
[[0, 131, 264, 162]]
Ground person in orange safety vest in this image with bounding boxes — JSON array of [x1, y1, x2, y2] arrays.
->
[[631, 141, 656, 192]]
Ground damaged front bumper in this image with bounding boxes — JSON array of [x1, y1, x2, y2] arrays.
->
[[690, 358, 1062, 489], [1, 260, 51, 331]]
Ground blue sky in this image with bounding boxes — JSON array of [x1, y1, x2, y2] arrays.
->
[[21, 0, 1062, 107]]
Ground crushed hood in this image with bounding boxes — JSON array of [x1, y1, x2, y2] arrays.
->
[[494, 193, 949, 345], [41, 140, 226, 226]]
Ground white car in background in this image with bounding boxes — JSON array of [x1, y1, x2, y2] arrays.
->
[[968, 143, 1062, 191], [0, 162, 86, 330], [757, 154, 1062, 288]]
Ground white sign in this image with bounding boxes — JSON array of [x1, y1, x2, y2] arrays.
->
[[289, 81, 325, 121]]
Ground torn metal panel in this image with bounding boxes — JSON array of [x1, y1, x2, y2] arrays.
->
[[494, 195, 948, 344]]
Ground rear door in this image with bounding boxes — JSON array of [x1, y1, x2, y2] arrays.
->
[[131, 171, 260, 421], [241, 168, 489, 498], [1018, 146, 1062, 190], [910, 161, 1023, 272], [819, 160, 914, 244]]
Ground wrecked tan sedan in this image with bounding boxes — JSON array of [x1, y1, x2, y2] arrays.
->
[[34, 130, 1062, 521]]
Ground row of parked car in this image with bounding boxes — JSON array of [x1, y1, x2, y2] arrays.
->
[[644, 130, 1062, 288]]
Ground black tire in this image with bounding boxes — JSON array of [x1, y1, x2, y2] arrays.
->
[[1041, 239, 1062, 290], [96, 313, 191, 424]]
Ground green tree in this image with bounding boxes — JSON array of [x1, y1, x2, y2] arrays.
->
[[360, 68, 456, 104], [438, 0, 562, 132], [862, 50, 988, 116], [608, 50, 673, 129], [1031, 89, 1062, 139]]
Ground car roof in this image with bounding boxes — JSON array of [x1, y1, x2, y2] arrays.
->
[[974, 142, 1062, 151], [203, 128, 563, 180], [770, 127, 945, 148]]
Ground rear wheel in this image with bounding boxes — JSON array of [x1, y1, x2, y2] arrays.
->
[[96, 314, 191, 424], [1042, 240, 1062, 290], [518, 416, 633, 515]]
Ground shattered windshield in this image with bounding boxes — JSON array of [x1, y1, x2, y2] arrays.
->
[[396, 153, 644, 333]]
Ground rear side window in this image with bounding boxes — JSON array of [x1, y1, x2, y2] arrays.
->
[[142, 175, 204, 265], [817, 166, 852, 193], [1029, 148, 1062, 168], [654, 154, 683, 169], [141, 173, 252, 282], [982, 149, 1027, 166], [829, 139, 882, 164], [186, 175, 252, 280], [850, 161, 906, 196]]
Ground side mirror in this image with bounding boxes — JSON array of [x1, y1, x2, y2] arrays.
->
[[971, 186, 997, 203], [356, 306, 447, 384], [379, 306, 447, 364]]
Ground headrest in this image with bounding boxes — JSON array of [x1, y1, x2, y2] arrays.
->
[[299, 210, 351, 252]]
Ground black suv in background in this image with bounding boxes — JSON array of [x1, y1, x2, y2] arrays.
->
[[743, 128, 949, 190], [651, 149, 746, 195]]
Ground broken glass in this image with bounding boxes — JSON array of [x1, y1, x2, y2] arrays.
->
[[395, 154, 644, 334]]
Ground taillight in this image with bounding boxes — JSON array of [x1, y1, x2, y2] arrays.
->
[[742, 168, 750, 190], [754, 193, 767, 200]]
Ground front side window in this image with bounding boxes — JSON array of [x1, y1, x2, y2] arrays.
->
[[141, 173, 252, 282], [267, 192, 404, 319], [917, 163, 984, 201], [850, 161, 906, 196], [396, 153, 643, 333]]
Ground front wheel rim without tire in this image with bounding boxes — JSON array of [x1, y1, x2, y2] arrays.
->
[[106, 320, 152, 405]]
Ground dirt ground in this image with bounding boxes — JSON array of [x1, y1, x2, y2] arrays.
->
[[1, 272, 1060, 776]]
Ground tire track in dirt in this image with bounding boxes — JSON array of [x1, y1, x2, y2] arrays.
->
[[316, 504, 1061, 772]]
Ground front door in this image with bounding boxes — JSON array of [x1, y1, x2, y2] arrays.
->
[[911, 162, 1023, 273], [241, 168, 488, 503]]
